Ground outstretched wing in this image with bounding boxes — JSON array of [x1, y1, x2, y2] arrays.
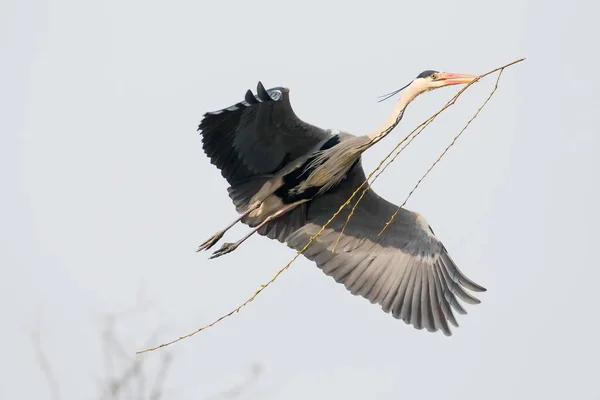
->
[[198, 82, 331, 185], [284, 161, 486, 335]]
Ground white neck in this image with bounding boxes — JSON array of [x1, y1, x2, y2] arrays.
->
[[366, 81, 425, 144]]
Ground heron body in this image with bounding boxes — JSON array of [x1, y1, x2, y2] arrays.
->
[[197, 71, 486, 335]]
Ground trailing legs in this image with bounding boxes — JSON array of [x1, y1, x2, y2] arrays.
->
[[209, 201, 305, 259], [196, 202, 260, 252]]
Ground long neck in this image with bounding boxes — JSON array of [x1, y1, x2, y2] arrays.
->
[[366, 84, 422, 145]]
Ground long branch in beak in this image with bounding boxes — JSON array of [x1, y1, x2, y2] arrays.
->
[[436, 72, 478, 86]]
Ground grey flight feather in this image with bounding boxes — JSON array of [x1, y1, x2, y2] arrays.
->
[[284, 160, 486, 335]]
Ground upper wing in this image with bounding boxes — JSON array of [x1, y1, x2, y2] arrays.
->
[[284, 161, 486, 335], [198, 82, 331, 185]]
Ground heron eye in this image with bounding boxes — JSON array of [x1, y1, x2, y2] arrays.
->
[[431, 73, 437, 80]]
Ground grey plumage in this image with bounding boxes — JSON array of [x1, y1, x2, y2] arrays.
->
[[283, 163, 484, 335], [197, 72, 485, 336]]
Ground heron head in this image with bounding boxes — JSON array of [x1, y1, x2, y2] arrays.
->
[[378, 70, 478, 103], [415, 70, 478, 91]]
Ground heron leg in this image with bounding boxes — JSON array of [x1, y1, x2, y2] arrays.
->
[[196, 202, 260, 252], [209, 201, 302, 259]]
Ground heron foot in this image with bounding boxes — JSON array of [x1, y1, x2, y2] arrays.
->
[[196, 231, 224, 252], [209, 242, 239, 259]]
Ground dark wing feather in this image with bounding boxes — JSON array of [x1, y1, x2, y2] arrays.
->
[[283, 161, 486, 335], [198, 82, 330, 185]]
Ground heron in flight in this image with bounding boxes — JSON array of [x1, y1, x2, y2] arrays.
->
[[196, 70, 486, 335]]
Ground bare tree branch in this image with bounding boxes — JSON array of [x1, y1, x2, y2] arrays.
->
[[99, 321, 163, 400], [149, 354, 173, 400], [27, 311, 61, 400], [28, 288, 261, 400]]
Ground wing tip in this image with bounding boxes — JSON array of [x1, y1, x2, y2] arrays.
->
[[471, 283, 487, 293]]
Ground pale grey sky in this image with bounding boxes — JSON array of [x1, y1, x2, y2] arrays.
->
[[2, 0, 599, 399]]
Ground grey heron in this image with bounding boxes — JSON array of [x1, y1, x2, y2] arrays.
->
[[196, 70, 486, 335]]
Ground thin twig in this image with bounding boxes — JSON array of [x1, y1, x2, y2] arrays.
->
[[149, 354, 172, 400], [28, 316, 62, 400], [378, 68, 505, 236], [136, 58, 525, 354], [137, 157, 386, 354]]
